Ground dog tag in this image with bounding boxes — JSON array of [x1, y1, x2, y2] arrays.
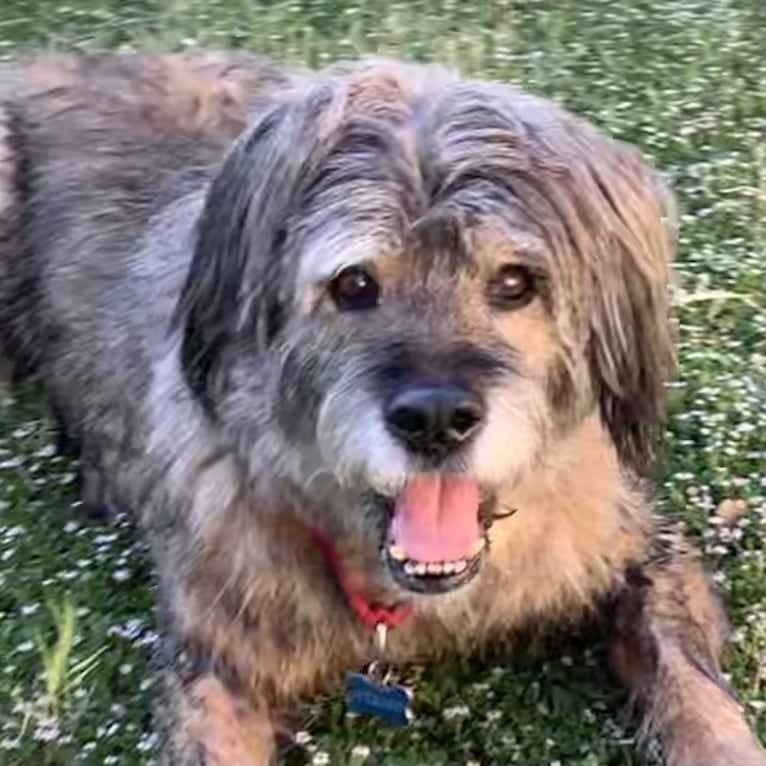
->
[[345, 671, 413, 727], [346, 623, 413, 726]]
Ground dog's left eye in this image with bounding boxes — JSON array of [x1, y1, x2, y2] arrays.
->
[[488, 265, 536, 310], [329, 266, 381, 311]]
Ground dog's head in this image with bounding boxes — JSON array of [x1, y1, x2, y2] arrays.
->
[[175, 60, 675, 596]]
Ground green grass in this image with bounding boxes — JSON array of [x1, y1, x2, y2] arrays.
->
[[1, 1, 765, 764]]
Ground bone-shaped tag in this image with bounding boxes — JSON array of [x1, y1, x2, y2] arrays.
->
[[345, 671, 414, 727]]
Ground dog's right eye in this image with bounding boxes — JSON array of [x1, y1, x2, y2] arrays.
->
[[329, 266, 380, 311]]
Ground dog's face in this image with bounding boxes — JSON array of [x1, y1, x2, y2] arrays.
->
[[176, 61, 675, 597]]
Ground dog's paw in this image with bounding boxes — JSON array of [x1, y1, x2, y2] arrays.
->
[[668, 728, 766, 766], [186, 676, 276, 766]]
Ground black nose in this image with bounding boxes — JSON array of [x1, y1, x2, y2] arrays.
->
[[384, 384, 485, 457]]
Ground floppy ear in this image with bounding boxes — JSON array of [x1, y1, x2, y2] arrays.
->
[[420, 81, 677, 476], [173, 83, 338, 411], [584, 147, 677, 475]]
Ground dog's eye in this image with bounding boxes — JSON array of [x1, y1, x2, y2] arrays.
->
[[488, 265, 535, 310], [329, 266, 380, 311]]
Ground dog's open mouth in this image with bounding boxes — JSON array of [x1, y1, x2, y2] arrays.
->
[[381, 475, 492, 595]]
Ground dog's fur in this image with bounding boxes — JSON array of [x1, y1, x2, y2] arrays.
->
[[0, 53, 764, 766]]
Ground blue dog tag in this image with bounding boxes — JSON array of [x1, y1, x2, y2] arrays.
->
[[346, 671, 414, 727]]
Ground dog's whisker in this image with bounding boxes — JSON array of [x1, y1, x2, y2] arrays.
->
[[231, 579, 259, 630], [493, 505, 518, 520], [200, 562, 243, 625], [303, 467, 335, 492]]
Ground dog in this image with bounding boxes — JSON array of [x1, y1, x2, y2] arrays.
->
[[0, 52, 764, 766]]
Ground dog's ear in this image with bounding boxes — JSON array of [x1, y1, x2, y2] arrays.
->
[[582, 144, 677, 476], [173, 83, 338, 410], [422, 83, 677, 475]]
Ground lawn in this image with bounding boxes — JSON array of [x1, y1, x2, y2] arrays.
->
[[0, 1, 764, 764]]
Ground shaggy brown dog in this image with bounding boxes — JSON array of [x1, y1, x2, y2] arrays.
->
[[0, 53, 763, 766]]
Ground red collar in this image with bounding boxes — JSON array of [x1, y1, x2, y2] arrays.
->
[[309, 527, 413, 630]]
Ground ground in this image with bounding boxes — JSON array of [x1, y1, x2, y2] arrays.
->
[[0, 1, 764, 764]]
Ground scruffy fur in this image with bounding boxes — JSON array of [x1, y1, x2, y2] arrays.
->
[[0, 53, 763, 766]]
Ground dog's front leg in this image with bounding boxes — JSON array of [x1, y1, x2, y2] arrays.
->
[[609, 531, 766, 766], [158, 667, 276, 766]]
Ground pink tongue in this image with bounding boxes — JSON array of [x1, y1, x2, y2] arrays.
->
[[391, 476, 481, 563]]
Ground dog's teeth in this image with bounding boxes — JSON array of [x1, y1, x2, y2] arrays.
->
[[401, 557, 472, 578], [388, 545, 407, 561], [468, 538, 486, 558]]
